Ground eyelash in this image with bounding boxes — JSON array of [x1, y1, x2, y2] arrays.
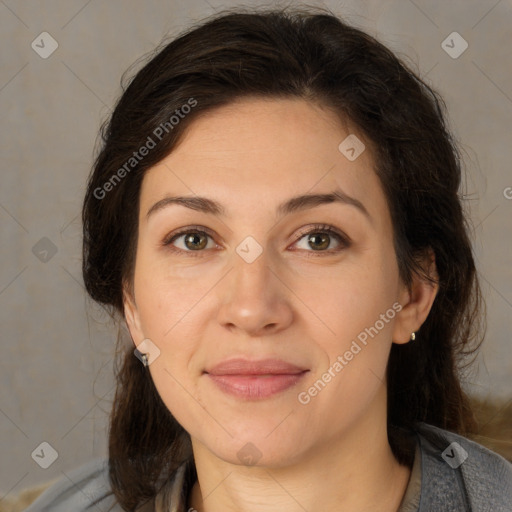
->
[[161, 223, 351, 258]]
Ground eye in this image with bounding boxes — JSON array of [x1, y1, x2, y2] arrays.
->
[[161, 223, 351, 257], [291, 224, 351, 255], [162, 226, 217, 256]]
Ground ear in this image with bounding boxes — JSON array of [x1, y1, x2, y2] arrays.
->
[[122, 285, 144, 347], [392, 249, 439, 344]]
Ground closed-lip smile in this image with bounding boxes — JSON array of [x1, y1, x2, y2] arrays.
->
[[204, 358, 309, 399]]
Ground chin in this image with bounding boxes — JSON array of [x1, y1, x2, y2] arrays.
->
[[199, 428, 308, 469]]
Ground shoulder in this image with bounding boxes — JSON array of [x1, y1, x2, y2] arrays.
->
[[415, 422, 512, 512], [23, 458, 123, 512]]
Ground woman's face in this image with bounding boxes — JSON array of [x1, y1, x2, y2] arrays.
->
[[124, 98, 428, 466]]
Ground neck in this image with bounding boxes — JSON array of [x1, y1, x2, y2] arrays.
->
[[188, 386, 411, 512]]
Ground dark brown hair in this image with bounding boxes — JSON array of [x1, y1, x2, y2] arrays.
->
[[82, 5, 484, 510]]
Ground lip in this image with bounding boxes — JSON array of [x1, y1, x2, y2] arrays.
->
[[205, 358, 308, 376], [204, 358, 309, 400]]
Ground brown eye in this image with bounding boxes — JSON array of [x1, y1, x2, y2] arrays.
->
[[306, 232, 330, 251], [182, 232, 208, 250], [292, 224, 351, 255], [162, 226, 216, 255]]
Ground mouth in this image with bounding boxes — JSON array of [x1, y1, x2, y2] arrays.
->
[[204, 358, 309, 400]]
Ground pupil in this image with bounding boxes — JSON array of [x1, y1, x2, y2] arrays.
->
[[310, 233, 329, 250], [186, 233, 206, 250]]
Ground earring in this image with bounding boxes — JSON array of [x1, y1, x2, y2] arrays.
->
[[141, 353, 149, 367], [410, 332, 416, 341]]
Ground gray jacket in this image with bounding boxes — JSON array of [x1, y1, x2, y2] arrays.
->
[[24, 423, 512, 511]]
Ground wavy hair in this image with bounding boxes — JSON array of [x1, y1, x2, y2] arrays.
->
[[82, 6, 484, 510]]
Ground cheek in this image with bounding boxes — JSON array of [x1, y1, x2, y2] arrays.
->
[[133, 264, 200, 337], [298, 296, 396, 433], [297, 252, 399, 393], [295, 255, 397, 343], [149, 360, 207, 437]]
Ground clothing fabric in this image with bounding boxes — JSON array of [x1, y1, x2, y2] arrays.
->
[[23, 422, 512, 512]]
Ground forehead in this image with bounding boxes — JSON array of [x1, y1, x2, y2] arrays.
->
[[139, 98, 387, 224]]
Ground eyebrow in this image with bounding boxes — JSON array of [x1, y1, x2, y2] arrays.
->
[[146, 188, 371, 222]]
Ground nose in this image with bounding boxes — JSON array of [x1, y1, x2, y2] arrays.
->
[[216, 250, 294, 337]]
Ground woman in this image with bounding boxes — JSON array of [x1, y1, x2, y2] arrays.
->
[[25, 6, 512, 512]]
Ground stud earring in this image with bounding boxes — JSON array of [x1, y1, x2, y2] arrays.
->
[[410, 332, 416, 341], [141, 353, 149, 367]]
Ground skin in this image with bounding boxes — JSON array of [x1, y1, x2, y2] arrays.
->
[[123, 98, 438, 512]]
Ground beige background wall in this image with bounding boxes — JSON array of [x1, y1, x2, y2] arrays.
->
[[1, 0, 511, 497]]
